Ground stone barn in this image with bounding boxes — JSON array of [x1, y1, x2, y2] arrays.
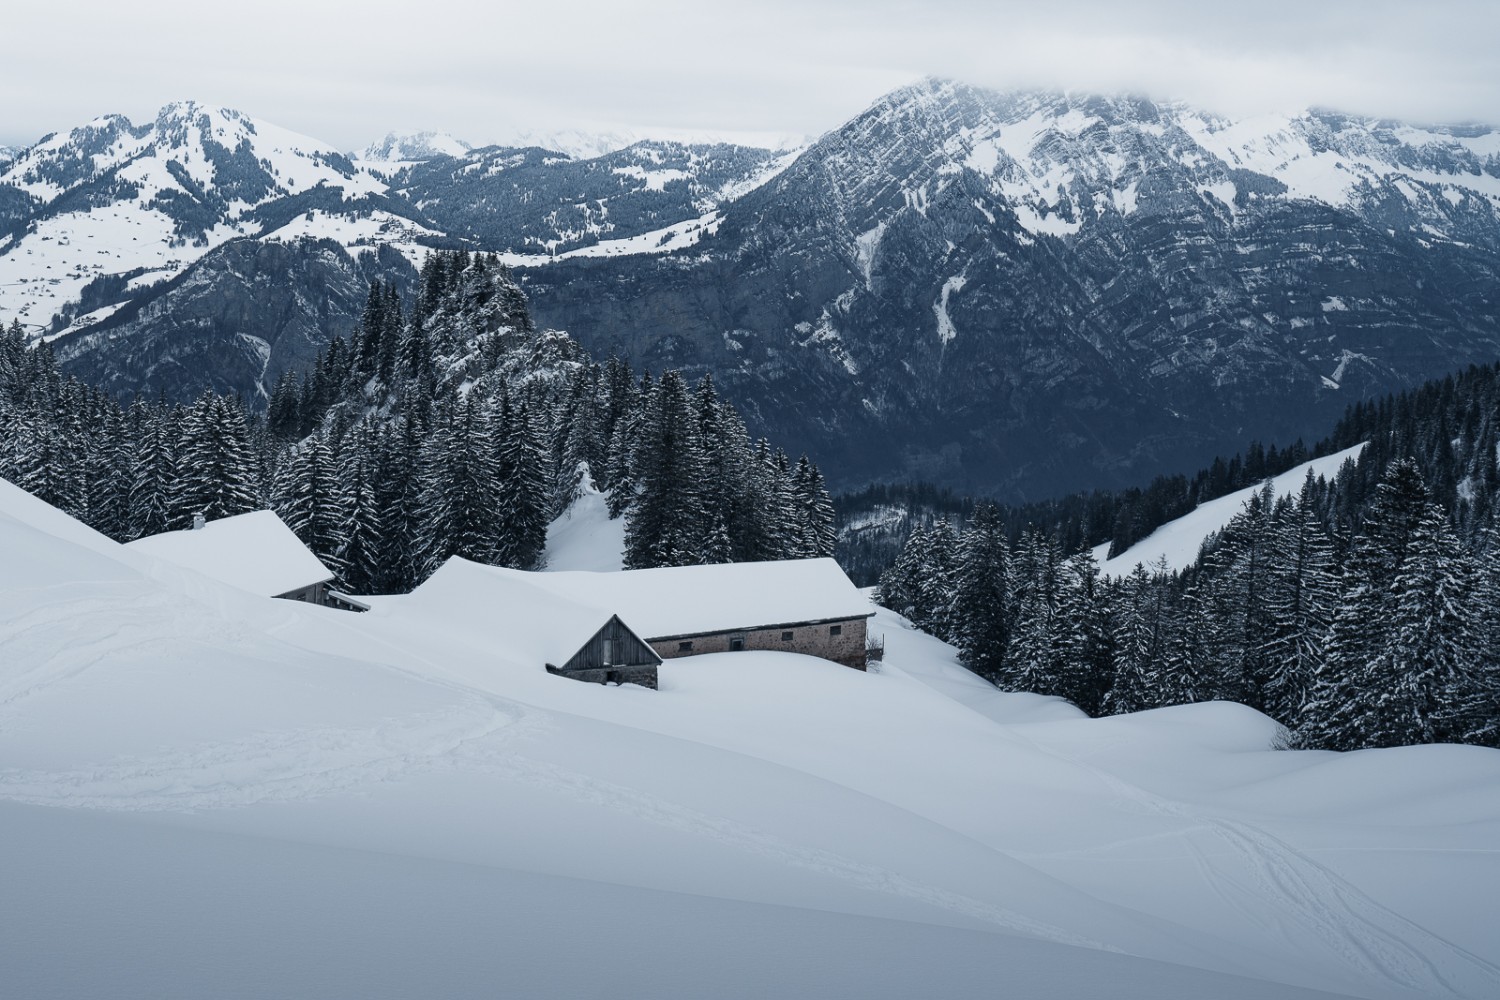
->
[[433, 557, 875, 685]]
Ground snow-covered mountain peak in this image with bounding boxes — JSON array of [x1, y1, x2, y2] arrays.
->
[[0, 101, 393, 337], [789, 79, 1500, 249], [355, 130, 473, 162]]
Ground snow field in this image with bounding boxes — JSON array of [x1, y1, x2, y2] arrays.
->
[[542, 481, 625, 571], [1, 478, 1497, 998]]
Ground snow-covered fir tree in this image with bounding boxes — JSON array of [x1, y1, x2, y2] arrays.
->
[[1, 252, 832, 597]]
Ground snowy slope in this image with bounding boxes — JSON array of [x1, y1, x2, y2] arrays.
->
[[4, 479, 1500, 999], [1093, 443, 1368, 576], [543, 478, 625, 571], [0, 102, 395, 336]]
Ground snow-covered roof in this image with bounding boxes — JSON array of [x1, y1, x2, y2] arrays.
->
[[436, 557, 872, 642], [405, 558, 635, 667], [125, 510, 333, 597]]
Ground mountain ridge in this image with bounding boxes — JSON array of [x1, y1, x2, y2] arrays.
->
[[6, 83, 1500, 498], [517, 77, 1500, 497]]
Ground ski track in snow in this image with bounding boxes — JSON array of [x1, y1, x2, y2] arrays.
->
[[0, 584, 232, 710], [480, 749, 1115, 953], [1008, 731, 1500, 999], [0, 699, 543, 811]]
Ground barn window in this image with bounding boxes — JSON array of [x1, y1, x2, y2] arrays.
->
[[829, 625, 842, 636], [729, 636, 745, 651], [781, 631, 794, 641], [678, 641, 693, 652], [601, 636, 616, 665]]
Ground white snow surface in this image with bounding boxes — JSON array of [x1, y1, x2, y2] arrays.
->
[[934, 271, 968, 344], [1094, 443, 1368, 577], [261, 208, 443, 268], [403, 558, 637, 668], [498, 211, 724, 267], [125, 509, 333, 597], [3, 475, 1499, 1000], [543, 479, 625, 572]]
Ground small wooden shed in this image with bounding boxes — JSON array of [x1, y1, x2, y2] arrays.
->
[[544, 614, 661, 688]]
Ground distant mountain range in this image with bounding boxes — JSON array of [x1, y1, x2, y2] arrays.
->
[[354, 130, 473, 162], [3, 81, 1499, 497], [0, 103, 785, 404]]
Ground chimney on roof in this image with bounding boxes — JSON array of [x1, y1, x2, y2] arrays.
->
[[192, 512, 206, 531]]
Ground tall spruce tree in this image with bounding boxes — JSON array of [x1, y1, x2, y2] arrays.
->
[[172, 393, 264, 526], [1297, 459, 1445, 750], [624, 371, 710, 568], [1106, 559, 1172, 714], [1260, 473, 1339, 725], [331, 421, 385, 594], [949, 504, 1010, 682], [1053, 547, 1113, 714], [1004, 527, 1063, 696], [415, 395, 503, 577], [272, 432, 342, 565], [494, 391, 549, 570]]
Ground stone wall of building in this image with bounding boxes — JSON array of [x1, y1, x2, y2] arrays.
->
[[650, 616, 869, 670], [548, 664, 659, 690]]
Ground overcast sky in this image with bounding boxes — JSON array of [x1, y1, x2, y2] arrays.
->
[[5, 0, 1498, 150]]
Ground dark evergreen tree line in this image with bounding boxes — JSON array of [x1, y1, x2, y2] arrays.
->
[[1, 251, 835, 593], [841, 362, 1500, 588], [878, 456, 1500, 752], [836, 439, 1319, 585]]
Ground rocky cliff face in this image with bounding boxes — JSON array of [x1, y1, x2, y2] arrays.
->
[[518, 80, 1500, 498], [53, 240, 416, 404]]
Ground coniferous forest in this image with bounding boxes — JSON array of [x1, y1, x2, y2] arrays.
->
[[3, 248, 1498, 754], [0, 251, 836, 592], [877, 363, 1500, 752]]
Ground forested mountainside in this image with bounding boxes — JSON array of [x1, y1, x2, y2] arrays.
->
[[840, 360, 1500, 581], [836, 435, 1325, 585], [5, 81, 1500, 501], [875, 361, 1500, 751], [0, 252, 835, 592]]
